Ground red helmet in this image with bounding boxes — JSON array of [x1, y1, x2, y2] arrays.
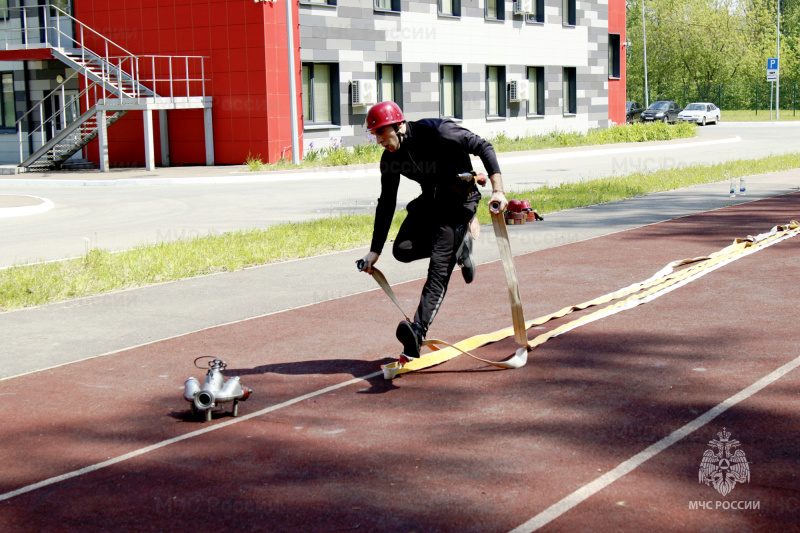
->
[[366, 101, 405, 132], [520, 200, 532, 211], [508, 199, 524, 213]]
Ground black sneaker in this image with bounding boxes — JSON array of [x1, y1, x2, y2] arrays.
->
[[457, 231, 476, 284], [396, 320, 423, 359]]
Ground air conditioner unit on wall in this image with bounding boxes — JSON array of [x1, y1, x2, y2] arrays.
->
[[351, 80, 377, 106], [513, 0, 534, 15], [508, 80, 530, 102]]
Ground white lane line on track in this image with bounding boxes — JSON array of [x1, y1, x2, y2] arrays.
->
[[0, 370, 382, 503], [509, 354, 800, 533]]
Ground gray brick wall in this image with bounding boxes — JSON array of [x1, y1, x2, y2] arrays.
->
[[299, 0, 613, 149]]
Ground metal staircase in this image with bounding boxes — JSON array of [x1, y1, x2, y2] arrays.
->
[[21, 102, 127, 172], [52, 48, 158, 100], [8, 3, 213, 172]]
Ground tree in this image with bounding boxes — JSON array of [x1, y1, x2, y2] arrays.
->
[[626, 0, 800, 106]]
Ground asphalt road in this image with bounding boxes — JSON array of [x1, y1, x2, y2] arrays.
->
[[0, 122, 798, 267]]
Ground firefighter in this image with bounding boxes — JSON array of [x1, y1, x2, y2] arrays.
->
[[358, 101, 508, 362]]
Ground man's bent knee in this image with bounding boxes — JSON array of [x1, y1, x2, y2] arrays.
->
[[393, 241, 416, 263]]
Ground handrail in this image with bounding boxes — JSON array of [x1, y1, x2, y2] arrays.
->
[[18, 80, 100, 163], [0, 4, 137, 59], [7, 4, 211, 165], [14, 69, 80, 127]]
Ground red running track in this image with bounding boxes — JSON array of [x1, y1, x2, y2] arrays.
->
[[1, 193, 799, 532]]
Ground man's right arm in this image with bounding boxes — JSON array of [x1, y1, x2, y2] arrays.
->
[[369, 159, 401, 255]]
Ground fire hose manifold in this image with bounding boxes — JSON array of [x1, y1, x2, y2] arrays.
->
[[183, 357, 252, 422]]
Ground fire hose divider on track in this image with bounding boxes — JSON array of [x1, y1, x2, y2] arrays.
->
[[376, 220, 800, 379]]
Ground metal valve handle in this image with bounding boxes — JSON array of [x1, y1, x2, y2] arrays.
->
[[194, 356, 227, 370]]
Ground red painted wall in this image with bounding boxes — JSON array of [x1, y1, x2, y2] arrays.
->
[[75, 0, 302, 167], [608, 0, 626, 125]]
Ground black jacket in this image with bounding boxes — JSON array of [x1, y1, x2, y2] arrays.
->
[[370, 119, 501, 254]]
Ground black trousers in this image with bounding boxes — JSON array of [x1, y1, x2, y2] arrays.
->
[[392, 189, 481, 336]]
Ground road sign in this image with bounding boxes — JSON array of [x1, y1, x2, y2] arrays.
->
[[767, 58, 779, 82]]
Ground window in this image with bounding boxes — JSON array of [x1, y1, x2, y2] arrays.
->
[[526, 66, 545, 116], [486, 65, 506, 118], [562, 0, 576, 26], [440, 65, 462, 119], [562, 67, 576, 115], [1, 72, 15, 130], [608, 34, 621, 79], [301, 0, 337, 5], [302, 63, 340, 125], [375, 0, 401, 12], [525, 0, 545, 23], [0, 0, 9, 22], [377, 63, 403, 108], [485, 0, 504, 20], [439, 0, 461, 16]]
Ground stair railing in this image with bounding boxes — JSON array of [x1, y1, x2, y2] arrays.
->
[[1, 4, 143, 97], [16, 77, 100, 163], [2, 4, 208, 105]]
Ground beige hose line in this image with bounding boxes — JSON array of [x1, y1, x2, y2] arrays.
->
[[374, 216, 799, 380]]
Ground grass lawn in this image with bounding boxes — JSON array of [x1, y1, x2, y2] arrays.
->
[[3, 150, 800, 312], [722, 109, 800, 121]]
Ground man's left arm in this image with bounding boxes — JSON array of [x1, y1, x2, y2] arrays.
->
[[439, 121, 507, 212], [487, 172, 507, 214]]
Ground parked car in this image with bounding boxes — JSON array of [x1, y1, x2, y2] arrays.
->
[[640, 100, 683, 123], [626, 101, 644, 123], [677, 102, 721, 126]]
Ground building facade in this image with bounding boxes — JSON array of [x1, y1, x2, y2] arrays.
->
[[0, 0, 624, 170], [299, 0, 627, 151]]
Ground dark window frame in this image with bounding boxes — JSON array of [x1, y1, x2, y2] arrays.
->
[[439, 64, 463, 119], [439, 0, 462, 17], [526, 66, 545, 116], [562, 0, 576, 26], [300, 0, 337, 6], [302, 62, 341, 126], [0, 71, 16, 132], [486, 65, 507, 118], [374, 0, 401, 13], [608, 33, 621, 79], [376, 62, 403, 109], [563, 67, 577, 115], [485, 0, 505, 21]]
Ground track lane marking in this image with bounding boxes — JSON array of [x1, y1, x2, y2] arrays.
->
[[509, 354, 800, 533], [0, 371, 382, 503], [3, 222, 795, 506]]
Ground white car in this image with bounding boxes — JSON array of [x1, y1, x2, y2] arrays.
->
[[677, 102, 721, 125]]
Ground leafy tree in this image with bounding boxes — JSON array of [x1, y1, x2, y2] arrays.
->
[[626, 0, 800, 107]]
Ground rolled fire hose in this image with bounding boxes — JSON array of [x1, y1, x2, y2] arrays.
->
[[377, 201, 531, 380]]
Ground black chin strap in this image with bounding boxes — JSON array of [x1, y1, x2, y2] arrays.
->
[[395, 123, 406, 144]]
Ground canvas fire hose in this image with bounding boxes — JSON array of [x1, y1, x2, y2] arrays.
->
[[368, 197, 532, 380], [364, 219, 800, 380]]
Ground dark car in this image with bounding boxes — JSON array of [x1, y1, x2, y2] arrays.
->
[[640, 100, 683, 123], [626, 101, 644, 123]]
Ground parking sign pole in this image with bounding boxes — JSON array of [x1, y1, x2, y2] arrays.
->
[[642, 0, 649, 108], [776, 0, 781, 120], [770, 81, 774, 120]]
